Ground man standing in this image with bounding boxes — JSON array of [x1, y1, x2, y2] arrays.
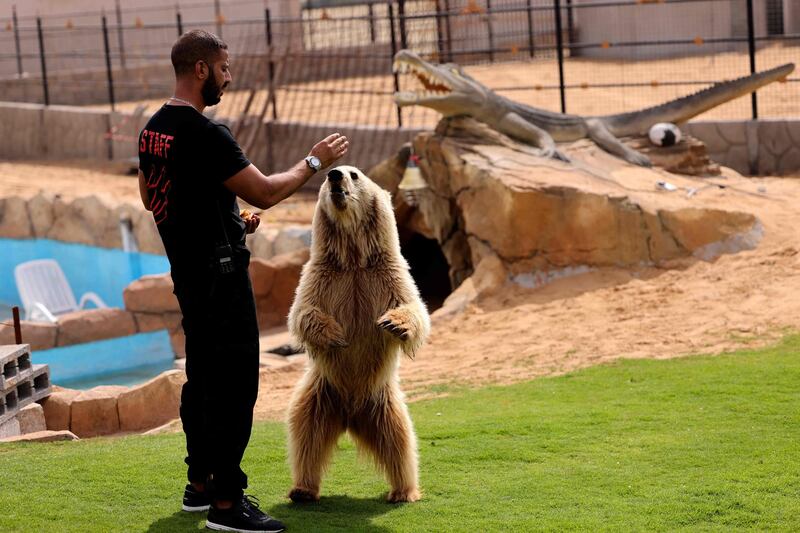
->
[[138, 30, 348, 533]]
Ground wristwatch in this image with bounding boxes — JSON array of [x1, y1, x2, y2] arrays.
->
[[304, 155, 322, 172]]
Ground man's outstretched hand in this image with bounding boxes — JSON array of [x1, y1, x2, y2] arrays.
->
[[310, 133, 349, 169]]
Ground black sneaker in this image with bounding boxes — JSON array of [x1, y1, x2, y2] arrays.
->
[[182, 484, 211, 512], [206, 495, 286, 533]]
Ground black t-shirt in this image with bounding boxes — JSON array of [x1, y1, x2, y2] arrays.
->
[[138, 105, 251, 281]]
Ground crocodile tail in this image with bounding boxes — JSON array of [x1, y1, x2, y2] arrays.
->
[[601, 63, 794, 137]]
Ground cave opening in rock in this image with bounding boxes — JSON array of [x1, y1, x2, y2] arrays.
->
[[399, 232, 452, 312]]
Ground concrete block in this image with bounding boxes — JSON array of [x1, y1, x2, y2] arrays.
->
[[0, 345, 27, 389]]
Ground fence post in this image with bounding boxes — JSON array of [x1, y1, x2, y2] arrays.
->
[[265, 8, 277, 121], [526, 0, 535, 58], [566, 0, 574, 45], [102, 14, 116, 112], [12, 306, 21, 344], [214, 0, 223, 38], [398, 0, 408, 50], [746, 0, 758, 119], [368, 2, 376, 43], [36, 17, 49, 106], [115, 0, 126, 69], [435, 0, 445, 60], [444, 0, 452, 62], [486, 0, 494, 61], [388, 1, 403, 127], [176, 8, 183, 37], [12, 5, 22, 77], [553, 0, 566, 113]]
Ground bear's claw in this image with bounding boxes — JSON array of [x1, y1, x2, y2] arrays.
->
[[378, 319, 409, 341]]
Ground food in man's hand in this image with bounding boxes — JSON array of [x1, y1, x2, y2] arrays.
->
[[240, 209, 253, 221]]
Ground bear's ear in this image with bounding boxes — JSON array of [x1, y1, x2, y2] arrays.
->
[[350, 171, 359, 180]]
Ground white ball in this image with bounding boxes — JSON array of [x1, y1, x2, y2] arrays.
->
[[648, 123, 682, 147]]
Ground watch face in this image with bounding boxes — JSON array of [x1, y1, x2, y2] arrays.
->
[[310, 156, 321, 169]]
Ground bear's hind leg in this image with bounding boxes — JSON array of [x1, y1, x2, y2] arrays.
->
[[287, 375, 344, 502], [349, 385, 420, 503]]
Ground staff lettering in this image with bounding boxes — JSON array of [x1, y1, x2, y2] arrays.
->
[[139, 129, 174, 158]]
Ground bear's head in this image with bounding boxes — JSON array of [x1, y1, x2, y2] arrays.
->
[[312, 165, 401, 268], [317, 165, 392, 225]]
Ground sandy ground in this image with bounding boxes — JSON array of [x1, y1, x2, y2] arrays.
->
[[100, 44, 800, 129], [2, 162, 799, 423]]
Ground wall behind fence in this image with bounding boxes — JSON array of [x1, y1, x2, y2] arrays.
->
[[0, 0, 797, 119], [3, 101, 800, 178]]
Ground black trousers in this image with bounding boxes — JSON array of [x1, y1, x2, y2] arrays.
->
[[173, 265, 260, 502]]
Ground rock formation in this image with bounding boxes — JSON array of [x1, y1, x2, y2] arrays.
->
[[371, 117, 763, 311]]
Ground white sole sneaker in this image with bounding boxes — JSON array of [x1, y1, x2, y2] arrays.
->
[[205, 520, 284, 532], [182, 503, 211, 512]]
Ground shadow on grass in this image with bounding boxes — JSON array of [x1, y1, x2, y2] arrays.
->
[[268, 495, 396, 532], [146, 511, 205, 532], [145, 495, 397, 532]]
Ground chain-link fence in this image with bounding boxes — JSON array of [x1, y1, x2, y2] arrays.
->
[[0, 0, 798, 167]]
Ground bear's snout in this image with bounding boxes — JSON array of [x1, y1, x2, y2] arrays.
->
[[327, 169, 344, 184]]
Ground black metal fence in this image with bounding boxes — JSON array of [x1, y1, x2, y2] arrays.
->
[[0, 0, 798, 138]]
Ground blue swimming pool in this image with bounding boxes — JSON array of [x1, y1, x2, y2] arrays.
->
[[1, 238, 173, 389], [0, 238, 170, 311], [35, 330, 175, 389]]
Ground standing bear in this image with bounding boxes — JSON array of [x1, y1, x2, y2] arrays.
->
[[286, 165, 430, 503]]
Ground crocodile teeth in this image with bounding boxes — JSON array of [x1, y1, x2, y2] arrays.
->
[[393, 61, 411, 74]]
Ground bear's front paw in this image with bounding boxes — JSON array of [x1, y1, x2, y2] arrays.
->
[[320, 316, 348, 348], [289, 487, 320, 503], [377, 310, 413, 341]]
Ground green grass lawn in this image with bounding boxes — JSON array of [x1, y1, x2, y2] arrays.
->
[[2, 337, 799, 532]]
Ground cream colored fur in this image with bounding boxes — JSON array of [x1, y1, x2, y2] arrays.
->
[[286, 165, 430, 503]]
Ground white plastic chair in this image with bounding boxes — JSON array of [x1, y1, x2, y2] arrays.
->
[[14, 259, 107, 323]]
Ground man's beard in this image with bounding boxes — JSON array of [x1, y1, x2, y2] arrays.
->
[[201, 75, 226, 107]]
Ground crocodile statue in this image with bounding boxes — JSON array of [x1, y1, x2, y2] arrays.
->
[[392, 50, 794, 166]]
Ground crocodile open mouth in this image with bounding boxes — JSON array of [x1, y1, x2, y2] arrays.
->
[[393, 57, 452, 101]]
